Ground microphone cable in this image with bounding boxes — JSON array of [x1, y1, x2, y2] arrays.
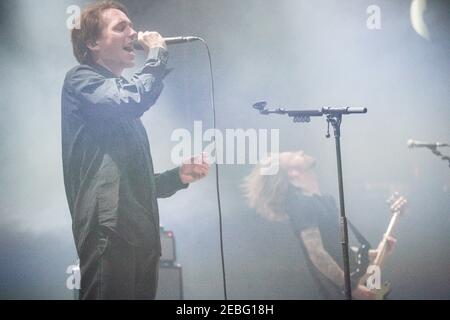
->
[[195, 37, 228, 300]]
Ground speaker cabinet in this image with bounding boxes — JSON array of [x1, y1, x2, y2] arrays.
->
[[160, 228, 176, 263], [156, 263, 183, 300]]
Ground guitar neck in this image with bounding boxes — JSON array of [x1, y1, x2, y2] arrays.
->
[[373, 210, 400, 267]]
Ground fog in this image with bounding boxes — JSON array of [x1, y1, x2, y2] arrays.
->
[[0, 0, 448, 299]]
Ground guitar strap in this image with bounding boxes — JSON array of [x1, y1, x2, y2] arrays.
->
[[347, 220, 372, 279], [348, 220, 371, 248]]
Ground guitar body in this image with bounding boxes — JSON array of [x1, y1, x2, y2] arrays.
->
[[358, 193, 407, 300], [351, 244, 371, 279], [373, 281, 391, 300]]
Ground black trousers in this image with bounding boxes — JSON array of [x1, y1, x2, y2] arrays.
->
[[79, 226, 160, 300]]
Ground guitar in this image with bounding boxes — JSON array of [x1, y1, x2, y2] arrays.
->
[[358, 192, 408, 299]]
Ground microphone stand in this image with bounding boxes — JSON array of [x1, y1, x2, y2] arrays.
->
[[424, 146, 450, 168], [252, 101, 367, 300]]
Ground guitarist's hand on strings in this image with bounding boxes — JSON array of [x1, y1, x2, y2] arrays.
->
[[383, 235, 397, 255], [369, 235, 397, 262]]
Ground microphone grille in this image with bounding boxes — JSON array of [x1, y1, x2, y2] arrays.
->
[[133, 40, 144, 50]]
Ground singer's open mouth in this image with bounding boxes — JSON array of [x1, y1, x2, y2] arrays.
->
[[123, 45, 134, 53]]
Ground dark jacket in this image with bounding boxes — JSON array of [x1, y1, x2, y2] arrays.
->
[[61, 48, 188, 255]]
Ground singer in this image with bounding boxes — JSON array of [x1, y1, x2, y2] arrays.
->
[[61, 1, 209, 300]]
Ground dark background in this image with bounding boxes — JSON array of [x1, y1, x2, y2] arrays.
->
[[0, 0, 449, 299]]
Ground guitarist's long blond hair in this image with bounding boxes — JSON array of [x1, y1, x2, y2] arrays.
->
[[242, 155, 290, 222]]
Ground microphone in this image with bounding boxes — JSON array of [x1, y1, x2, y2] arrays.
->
[[322, 107, 367, 114], [252, 101, 267, 111], [407, 139, 449, 149], [133, 36, 200, 50]]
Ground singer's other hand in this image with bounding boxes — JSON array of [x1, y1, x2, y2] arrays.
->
[[179, 153, 211, 184], [137, 31, 167, 51]]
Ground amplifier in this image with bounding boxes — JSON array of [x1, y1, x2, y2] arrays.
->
[[156, 264, 183, 300], [160, 226, 176, 262]]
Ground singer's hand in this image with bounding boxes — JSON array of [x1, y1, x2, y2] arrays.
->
[[179, 153, 211, 184], [137, 31, 167, 51]]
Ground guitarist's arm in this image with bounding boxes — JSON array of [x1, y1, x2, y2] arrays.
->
[[300, 227, 376, 299]]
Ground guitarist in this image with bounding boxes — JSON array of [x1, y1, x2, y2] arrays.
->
[[243, 151, 397, 299]]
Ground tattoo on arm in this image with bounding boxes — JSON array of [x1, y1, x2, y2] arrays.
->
[[300, 227, 344, 288]]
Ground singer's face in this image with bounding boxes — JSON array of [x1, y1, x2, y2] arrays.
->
[[91, 8, 137, 75]]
